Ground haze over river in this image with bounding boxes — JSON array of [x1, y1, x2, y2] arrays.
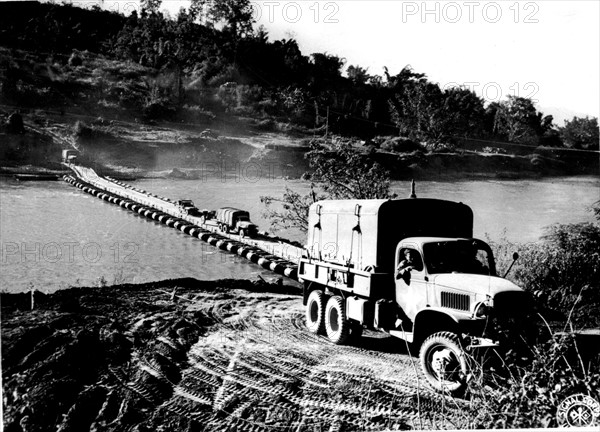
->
[[1, 176, 598, 292]]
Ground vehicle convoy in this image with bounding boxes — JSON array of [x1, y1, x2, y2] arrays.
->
[[298, 194, 527, 393], [176, 200, 202, 216], [215, 207, 258, 238]]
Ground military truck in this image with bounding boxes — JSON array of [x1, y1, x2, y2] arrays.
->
[[298, 195, 526, 393], [176, 200, 202, 216], [215, 207, 258, 238]]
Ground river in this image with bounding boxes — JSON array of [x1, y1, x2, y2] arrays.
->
[[1, 175, 598, 292]]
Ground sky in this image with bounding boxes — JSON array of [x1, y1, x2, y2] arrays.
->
[[51, 0, 600, 123], [251, 0, 600, 122]]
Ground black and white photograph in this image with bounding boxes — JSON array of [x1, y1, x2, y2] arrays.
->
[[1, 0, 599, 430]]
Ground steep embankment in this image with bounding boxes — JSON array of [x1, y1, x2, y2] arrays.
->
[[1, 278, 471, 432], [1, 46, 596, 180]]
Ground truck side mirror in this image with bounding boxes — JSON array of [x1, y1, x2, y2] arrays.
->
[[503, 252, 520, 278]]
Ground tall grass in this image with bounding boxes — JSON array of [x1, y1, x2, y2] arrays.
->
[[489, 219, 600, 329], [464, 206, 600, 427]]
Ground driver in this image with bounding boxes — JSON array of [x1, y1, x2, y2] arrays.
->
[[396, 249, 421, 279]]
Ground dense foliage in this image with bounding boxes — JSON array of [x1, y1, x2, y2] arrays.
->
[[490, 218, 600, 328], [469, 203, 600, 428], [470, 332, 600, 428], [261, 138, 396, 232], [1, 1, 598, 148]]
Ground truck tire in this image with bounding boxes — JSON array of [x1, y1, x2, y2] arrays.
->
[[239, 229, 246, 238], [325, 296, 350, 345], [419, 332, 468, 394], [305, 290, 326, 334]]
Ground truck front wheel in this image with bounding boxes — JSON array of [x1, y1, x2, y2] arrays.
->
[[305, 290, 326, 334], [419, 332, 468, 394], [325, 296, 350, 345]]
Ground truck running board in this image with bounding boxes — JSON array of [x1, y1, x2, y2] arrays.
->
[[388, 330, 414, 343]]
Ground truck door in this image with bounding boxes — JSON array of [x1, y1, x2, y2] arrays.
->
[[395, 245, 429, 327]]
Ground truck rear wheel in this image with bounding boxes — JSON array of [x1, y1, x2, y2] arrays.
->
[[325, 296, 350, 345], [305, 290, 326, 334], [419, 332, 468, 394]]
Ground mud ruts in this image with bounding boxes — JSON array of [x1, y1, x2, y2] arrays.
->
[[63, 175, 298, 279]]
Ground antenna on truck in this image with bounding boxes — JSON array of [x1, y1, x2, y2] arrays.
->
[[409, 180, 417, 199]]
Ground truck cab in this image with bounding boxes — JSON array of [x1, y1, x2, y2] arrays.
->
[[176, 200, 202, 216], [215, 207, 258, 238], [299, 198, 528, 394]]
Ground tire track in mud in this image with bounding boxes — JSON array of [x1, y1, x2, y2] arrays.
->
[[126, 290, 472, 431], [2, 281, 474, 432]]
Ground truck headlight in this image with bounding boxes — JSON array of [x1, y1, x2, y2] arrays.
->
[[474, 302, 490, 318]]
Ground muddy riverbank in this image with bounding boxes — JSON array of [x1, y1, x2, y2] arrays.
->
[[2, 278, 471, 432]]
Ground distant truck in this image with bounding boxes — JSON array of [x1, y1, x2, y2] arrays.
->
[[176, 200, 201, 216], [62, 149, 78, 163], [215, 207, 258, 238], [298, 195, 527, 393]]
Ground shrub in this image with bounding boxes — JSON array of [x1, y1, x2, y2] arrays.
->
[[489, 217, 600, 329], [142, 98, 175, 120], [142, 86, 175, 121], [68, 51, 83, 67], [216, 82, 238, 111], [73, 120, 93, 138], [469, 333, 600, 428], [513, 223, 600, 327], [380, 136, 422, 153]]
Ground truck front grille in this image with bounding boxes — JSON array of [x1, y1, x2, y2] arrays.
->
[[441, 291, 470, 311], [493, 291, 531, 317]]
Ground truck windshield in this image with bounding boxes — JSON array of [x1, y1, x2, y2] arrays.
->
[[423, 241, 494, 275]]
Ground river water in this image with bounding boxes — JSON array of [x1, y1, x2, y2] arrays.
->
[[1, 176, 598, 292]]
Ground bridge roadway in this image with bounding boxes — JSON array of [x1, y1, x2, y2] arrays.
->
[[67, 165, 304, 280]]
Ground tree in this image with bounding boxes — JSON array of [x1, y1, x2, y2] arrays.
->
[[491, 96, 553, 144], [190, 0, 254, 38], [306, 140, 395, 199], [261, 186, 324, 233], [346, 65, 370, 85], [140, 0, 162, 14], [309, 53, 345, 91], [441, 87, 486, 138], [559, 116, 599, 150], [261, 139, 396, 232], [389, 81, 449, 141]]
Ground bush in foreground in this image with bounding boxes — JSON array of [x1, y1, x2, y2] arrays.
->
[[490, 219, 600, 328], [468, 333, 600, 428], [471, 207, 600, 428]]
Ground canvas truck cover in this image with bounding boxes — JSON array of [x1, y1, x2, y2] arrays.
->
[[216, 207, 250, 225], [306, 199, 473, 273]]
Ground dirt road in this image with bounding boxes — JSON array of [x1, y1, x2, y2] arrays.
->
[[1, 279, 471, 431]]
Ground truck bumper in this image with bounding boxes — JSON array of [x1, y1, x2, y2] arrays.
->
[[465, 336, 498, 350]]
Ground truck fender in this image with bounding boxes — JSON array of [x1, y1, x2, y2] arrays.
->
[[413, 308, 460, 346]]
